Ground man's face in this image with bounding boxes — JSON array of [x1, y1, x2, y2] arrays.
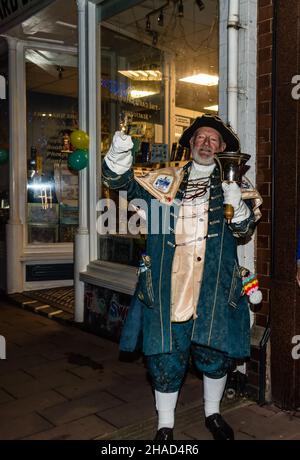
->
[[190, 127, 226, 165]]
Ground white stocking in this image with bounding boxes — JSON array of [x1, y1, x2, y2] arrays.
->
[[155, 390, 178, 430], [203, 374, 227, 417]]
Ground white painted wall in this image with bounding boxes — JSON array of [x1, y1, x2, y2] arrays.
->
[[220, 0, 258, 273]]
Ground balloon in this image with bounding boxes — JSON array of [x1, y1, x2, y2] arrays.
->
[[68, 149, 88, 171], [0, 149, 8, 165], [70, 130, 89, 150]]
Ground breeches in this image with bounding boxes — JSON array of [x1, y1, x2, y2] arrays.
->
[[146, 319, 233, 392]]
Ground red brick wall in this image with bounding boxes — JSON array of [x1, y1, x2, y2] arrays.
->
[[246, 0, 274, 396], [256, 0, 273, 329]]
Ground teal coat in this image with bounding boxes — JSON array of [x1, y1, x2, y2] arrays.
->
[[102, 161, 256, 359]]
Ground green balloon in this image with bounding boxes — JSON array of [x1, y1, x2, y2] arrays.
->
[[68, 149, 88, 171], [0, 149, 9, 165]]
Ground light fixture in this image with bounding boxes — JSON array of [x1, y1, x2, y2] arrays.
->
[[152, 31, 158, 46], [179, 73, 219, 86], [195, 0, 205, 11], [145, 1, 170, 31], [56, 20, 77, 29], [118, 70, 162, 81], [157, 9, 164, 26], [178, 0, 184, 17], [57, 66, 64, 79], [27, 36, 64, 44], [130, 90, 158, 99], [146, 15, 151, 31], [204, 105, 218, 112]]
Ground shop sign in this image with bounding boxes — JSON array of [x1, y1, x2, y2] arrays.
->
[[0, 0, 54, 34], [101, 79, 160, 112], [175, 115, 190, 127]]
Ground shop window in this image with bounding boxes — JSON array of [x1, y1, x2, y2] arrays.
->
[[99, 0, 219, 266], [25, 49, 78, 244], [0, 40, 9, 291]]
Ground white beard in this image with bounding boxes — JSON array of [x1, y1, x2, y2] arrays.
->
[[191, 146, 215, 166]]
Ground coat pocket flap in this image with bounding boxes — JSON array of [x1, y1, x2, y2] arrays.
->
[[228, 263, 243, 308]]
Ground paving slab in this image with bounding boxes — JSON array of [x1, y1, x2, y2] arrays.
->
[[0, 390, 67, 421], [23, 415, 116, 440], [221, 406, 300, 440], [98, 400, 156, 429], [39, 390, 125, 426], [0, 369, 36, 388], [0, 412, 54, 440], [107, 381, 154, 405], [0, 388, 15, 405]]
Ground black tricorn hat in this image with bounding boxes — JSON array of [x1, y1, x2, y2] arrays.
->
[[179, 114, 240, 152]]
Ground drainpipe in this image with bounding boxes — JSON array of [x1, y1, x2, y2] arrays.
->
[[6, 37, 24, 294], [227, 0, 240, 133], [74, 0, 90, 322]]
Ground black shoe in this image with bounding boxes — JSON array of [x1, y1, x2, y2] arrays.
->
[[205, 413, 234, 440], [154, 427, 173, 440]]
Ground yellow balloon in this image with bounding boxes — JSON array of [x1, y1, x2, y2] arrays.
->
[[70, 130, 89, 149]]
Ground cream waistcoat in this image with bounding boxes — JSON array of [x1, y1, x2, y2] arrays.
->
[[171, 163, 215, 322]]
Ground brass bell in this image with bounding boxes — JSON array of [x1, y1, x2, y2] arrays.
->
[[214, 151, 251, 223]]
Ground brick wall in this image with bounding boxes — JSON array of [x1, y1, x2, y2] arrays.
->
[[256, 0, 273, 328], [247, 0, 274, 395]]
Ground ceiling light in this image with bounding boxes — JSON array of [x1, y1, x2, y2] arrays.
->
[[179, 73, 219, 86], [146, 15, 151, 31], [152, 31, 158, 46], [204, 105, 218, 111], [130, 90, 158, 99], [27, 36, 64, 45], [178, 0, 184, 17], [56, 21, 77, 29], [127, 70, 141, 77], [158, 9, 164, 27], [195, 0, 205, 11], [118, 70, 162, 81]]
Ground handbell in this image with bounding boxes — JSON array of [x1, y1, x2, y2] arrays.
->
[[214, 151, 251, 223], [119, 111, 132, 135]]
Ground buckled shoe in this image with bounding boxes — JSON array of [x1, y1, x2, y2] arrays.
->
[[205, 413, 234, 440], [154, 427, 174, 441]]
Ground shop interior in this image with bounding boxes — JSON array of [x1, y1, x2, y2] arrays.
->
[[1, 0, 219, 257]]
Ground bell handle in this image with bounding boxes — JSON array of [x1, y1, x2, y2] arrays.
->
[[224, 203, 234, 223], [214, 154, 222, 172], [214, 155, 234, 223]]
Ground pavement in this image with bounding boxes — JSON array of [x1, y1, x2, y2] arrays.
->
[[0, 297, 300, 441]]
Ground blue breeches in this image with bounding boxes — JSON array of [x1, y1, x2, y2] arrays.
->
[[146, 319, 234, 392]]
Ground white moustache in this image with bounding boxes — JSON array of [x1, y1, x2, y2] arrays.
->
[[199, 148, 212, 154]]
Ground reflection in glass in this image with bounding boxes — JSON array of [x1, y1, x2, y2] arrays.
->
[[26, 49, 79, 244]]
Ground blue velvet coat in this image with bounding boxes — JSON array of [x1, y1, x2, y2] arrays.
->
[[102, 161, 256, 359]]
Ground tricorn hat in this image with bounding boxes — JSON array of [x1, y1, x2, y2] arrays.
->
[[179, 114, 240, 152]]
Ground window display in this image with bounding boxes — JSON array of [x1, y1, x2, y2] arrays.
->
[[26, 50, 78, 244]]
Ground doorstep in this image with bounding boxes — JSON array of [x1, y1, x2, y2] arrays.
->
[[7, 292, 74, 325]]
